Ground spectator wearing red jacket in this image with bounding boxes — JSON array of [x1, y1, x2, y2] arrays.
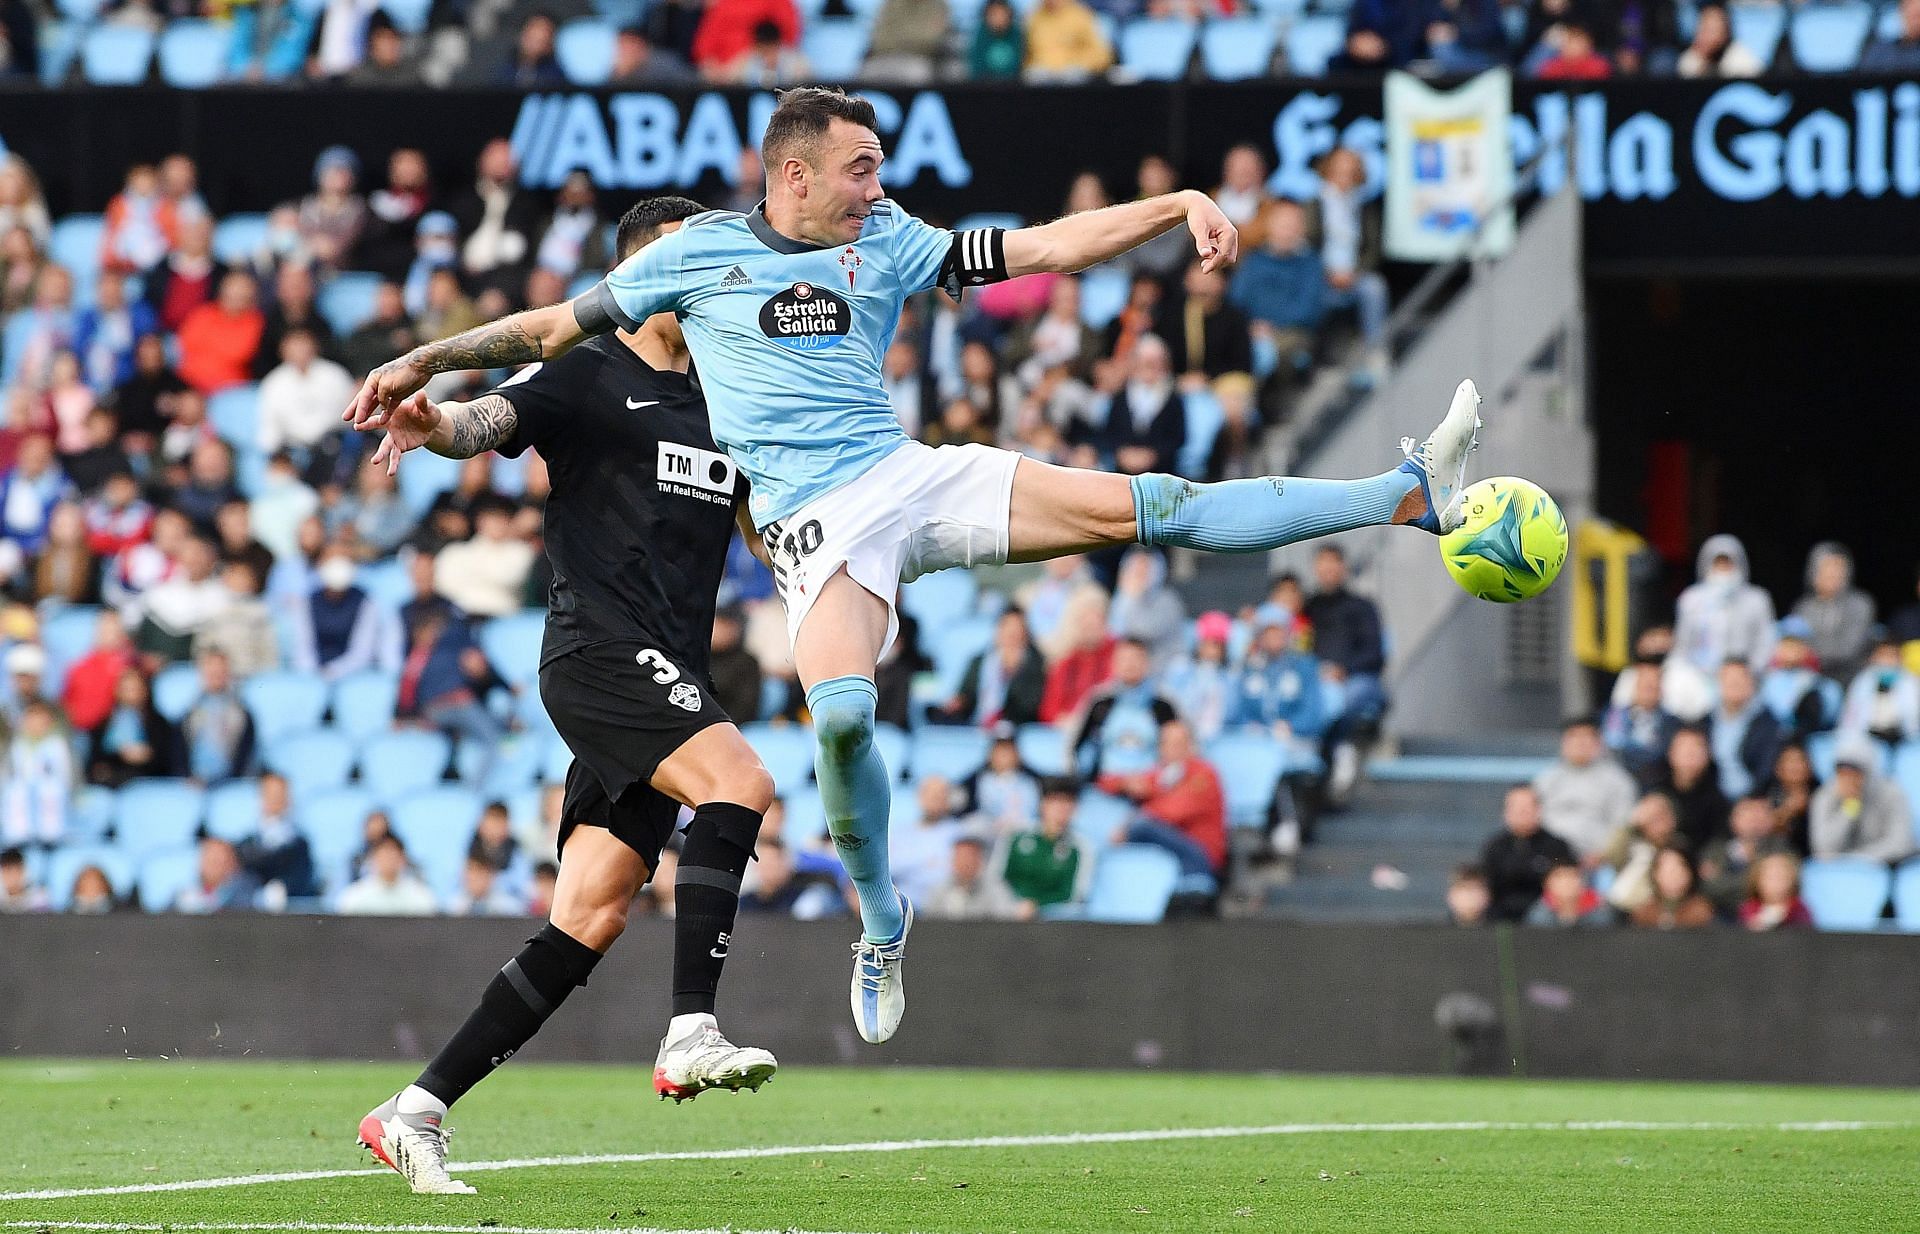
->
[[176, 271, 264, 395], [1039, 592, 1115, 724], [692, 0, 800, 74], [1098, 719, 1226, 878], [60, 609, 136, 733], [1740, 852, 1815, 930], [1535, 22, 1613, 79]]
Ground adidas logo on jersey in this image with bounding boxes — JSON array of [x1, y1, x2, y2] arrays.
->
[[719, 266, 752, 289]]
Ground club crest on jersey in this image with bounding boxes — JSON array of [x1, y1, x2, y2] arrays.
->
[[759, 282, 851, 351], [657, 441, 737, 506], [668, 682, 702, 712], [838, 246, 862, 291]]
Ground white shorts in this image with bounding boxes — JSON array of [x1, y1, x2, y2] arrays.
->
[[764, 440, 1021, 656]]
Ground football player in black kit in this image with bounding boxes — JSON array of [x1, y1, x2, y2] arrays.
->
[[355, 198, 779, 1195]]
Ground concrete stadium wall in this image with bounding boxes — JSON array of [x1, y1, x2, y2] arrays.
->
[[2, 916, 1915, 1085]]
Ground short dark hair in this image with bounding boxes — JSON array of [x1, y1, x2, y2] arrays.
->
[[0, 846, 22, 869], [761, 87, 879, 171], [1561, 715, 1600, 733], [1040, 776, 1080, 799], [614, 195, 704, 263]]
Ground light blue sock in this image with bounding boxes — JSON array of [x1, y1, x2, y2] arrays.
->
[[1130, 466, 1422, 552], [806, 674, 903, 943]]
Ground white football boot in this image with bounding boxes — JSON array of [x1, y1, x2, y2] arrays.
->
[[1396, 378, 1483, 534], [653, 1015, 778, 1103], [357, 1095, 476, 1195], [850, 892, 913, 1044]]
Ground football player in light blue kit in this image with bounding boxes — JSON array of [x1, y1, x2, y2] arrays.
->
[[348, 87, 1483, 1047]]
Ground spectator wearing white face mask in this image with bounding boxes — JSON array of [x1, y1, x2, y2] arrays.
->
[[288, 548, 402, 683]]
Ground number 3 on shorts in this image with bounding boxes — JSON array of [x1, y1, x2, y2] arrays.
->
[[635, 648, 681, 684]]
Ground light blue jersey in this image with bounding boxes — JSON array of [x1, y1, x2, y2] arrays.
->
[[592, 201, 1002, 529]]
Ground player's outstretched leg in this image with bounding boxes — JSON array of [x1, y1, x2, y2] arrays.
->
[[1132, 379, 1482, 551], [655, 801, 778, 1102], [808, 673, 911, 1044]]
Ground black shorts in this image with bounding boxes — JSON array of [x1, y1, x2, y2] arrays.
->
[[538, 639, 730, 865]]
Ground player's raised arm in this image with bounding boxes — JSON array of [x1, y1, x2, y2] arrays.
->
[[1002, 189, 1239, 278], [342, 299, 601, 430]]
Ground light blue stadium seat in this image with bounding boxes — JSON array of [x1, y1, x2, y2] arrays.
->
[[1200, 14, 1277, 78], [1880, 1, 1904, 37], [157, 19, 234, 86], [301, 786, 375, 890], [392, 785, 483, 896], [899, 568, 978, 628], [589, 0, 646, 24], [204, 780, 263, 843], [139, 846, 203, 911], [81, 24, 156, 84], [264, 729, 357, 797], [1206, 731, 1285, 826], [1891, 860, 1920, 931], [874, 721, 911, 780], [1178, 388, 1224, 477], [149, 661, 203, 722], [1800, 857, 1891, 930], [928, 615, 996, 691], [240, 670, 330, 745], [781, 784, 826, 845], [1119, 17, 1197, 79], [1285, 14, 1346, 75], [1078, 267, 1131, 328], [207, 384, 260, 448], [357, 557, 413, 609], [555, 18, 617, 84], [479, 612, 546, 688], [1073, 789, 1134, 851], [911, 726, 991, 782], [947, 0, 988, 29], [361, 729, 452, 800], [38, 20, 84, 86], [45, 844, 136, 910], [1729, 2, 1787, 66], [381, 0, 435, 32], [113, 779, 207, 860], [330, 670, 399, 740], [1017, 723, 1070, 776], [49, 214, 106, 301], [68, 786, 116, 843], [1896, 744, 1920, 844], [56, 0, 106, 18], [954, 212, 1024, 232], [542, 734, 577, 784], [456, 728, 547, 793], [518, 685, 558, 739], [211, 213, 271, 267], [742, 722, 816, 793], [261, 7, 318, 78], [1083, 843, 1181, 923], [1790, 1, 1873, 69], [1248, 0, 1305, 18], [40, 604, 103, 675], [802, 19, 870, 79], [317, 272, 385, 337], [398, 447, 462, 517], [1590, 863, 1617, 898]]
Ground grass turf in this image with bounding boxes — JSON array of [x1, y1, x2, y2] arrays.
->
[[1, 1061, 1916, 1233]]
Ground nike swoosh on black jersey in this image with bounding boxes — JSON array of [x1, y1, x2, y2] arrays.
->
[[626, 398, 659, 410]]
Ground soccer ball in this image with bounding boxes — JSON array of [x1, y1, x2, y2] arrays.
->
[[1437, 477, 1568, 603]]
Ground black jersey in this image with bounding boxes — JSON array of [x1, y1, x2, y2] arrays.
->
[[494, 335, 742, 674]]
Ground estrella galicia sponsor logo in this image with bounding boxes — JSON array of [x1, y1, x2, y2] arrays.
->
[[759, 282, 851, 351], [657, 441, 737, 506]]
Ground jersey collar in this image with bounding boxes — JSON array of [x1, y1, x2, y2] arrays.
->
[[746, 201, 832, 255]]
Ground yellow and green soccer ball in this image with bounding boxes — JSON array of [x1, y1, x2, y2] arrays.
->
[[1438, 477, 1568, 603]]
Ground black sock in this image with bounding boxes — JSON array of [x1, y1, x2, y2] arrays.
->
[[416, 923, 602, 1107], [672, 802, 760, 1018]]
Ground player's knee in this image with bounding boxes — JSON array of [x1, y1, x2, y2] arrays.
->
[[734, 762, 777, 815], [811, 691, 876, 765], [551, 889, 630, 951]]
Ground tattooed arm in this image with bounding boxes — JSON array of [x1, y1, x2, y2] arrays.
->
[[345, 296, 607, 430], [368, 391, 521, 476]]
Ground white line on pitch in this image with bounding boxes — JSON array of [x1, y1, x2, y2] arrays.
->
[[1, 1120, 1909, 1203], [0, 1224, 880, 1234]]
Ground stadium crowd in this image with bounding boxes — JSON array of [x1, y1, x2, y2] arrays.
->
[[2, 0, 1915, 88], [0, 139, 1410, 922], [1448, 536, 1920, 931]]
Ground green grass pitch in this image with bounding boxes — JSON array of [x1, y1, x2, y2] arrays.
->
[[2, 1060, 1916, 1233]]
